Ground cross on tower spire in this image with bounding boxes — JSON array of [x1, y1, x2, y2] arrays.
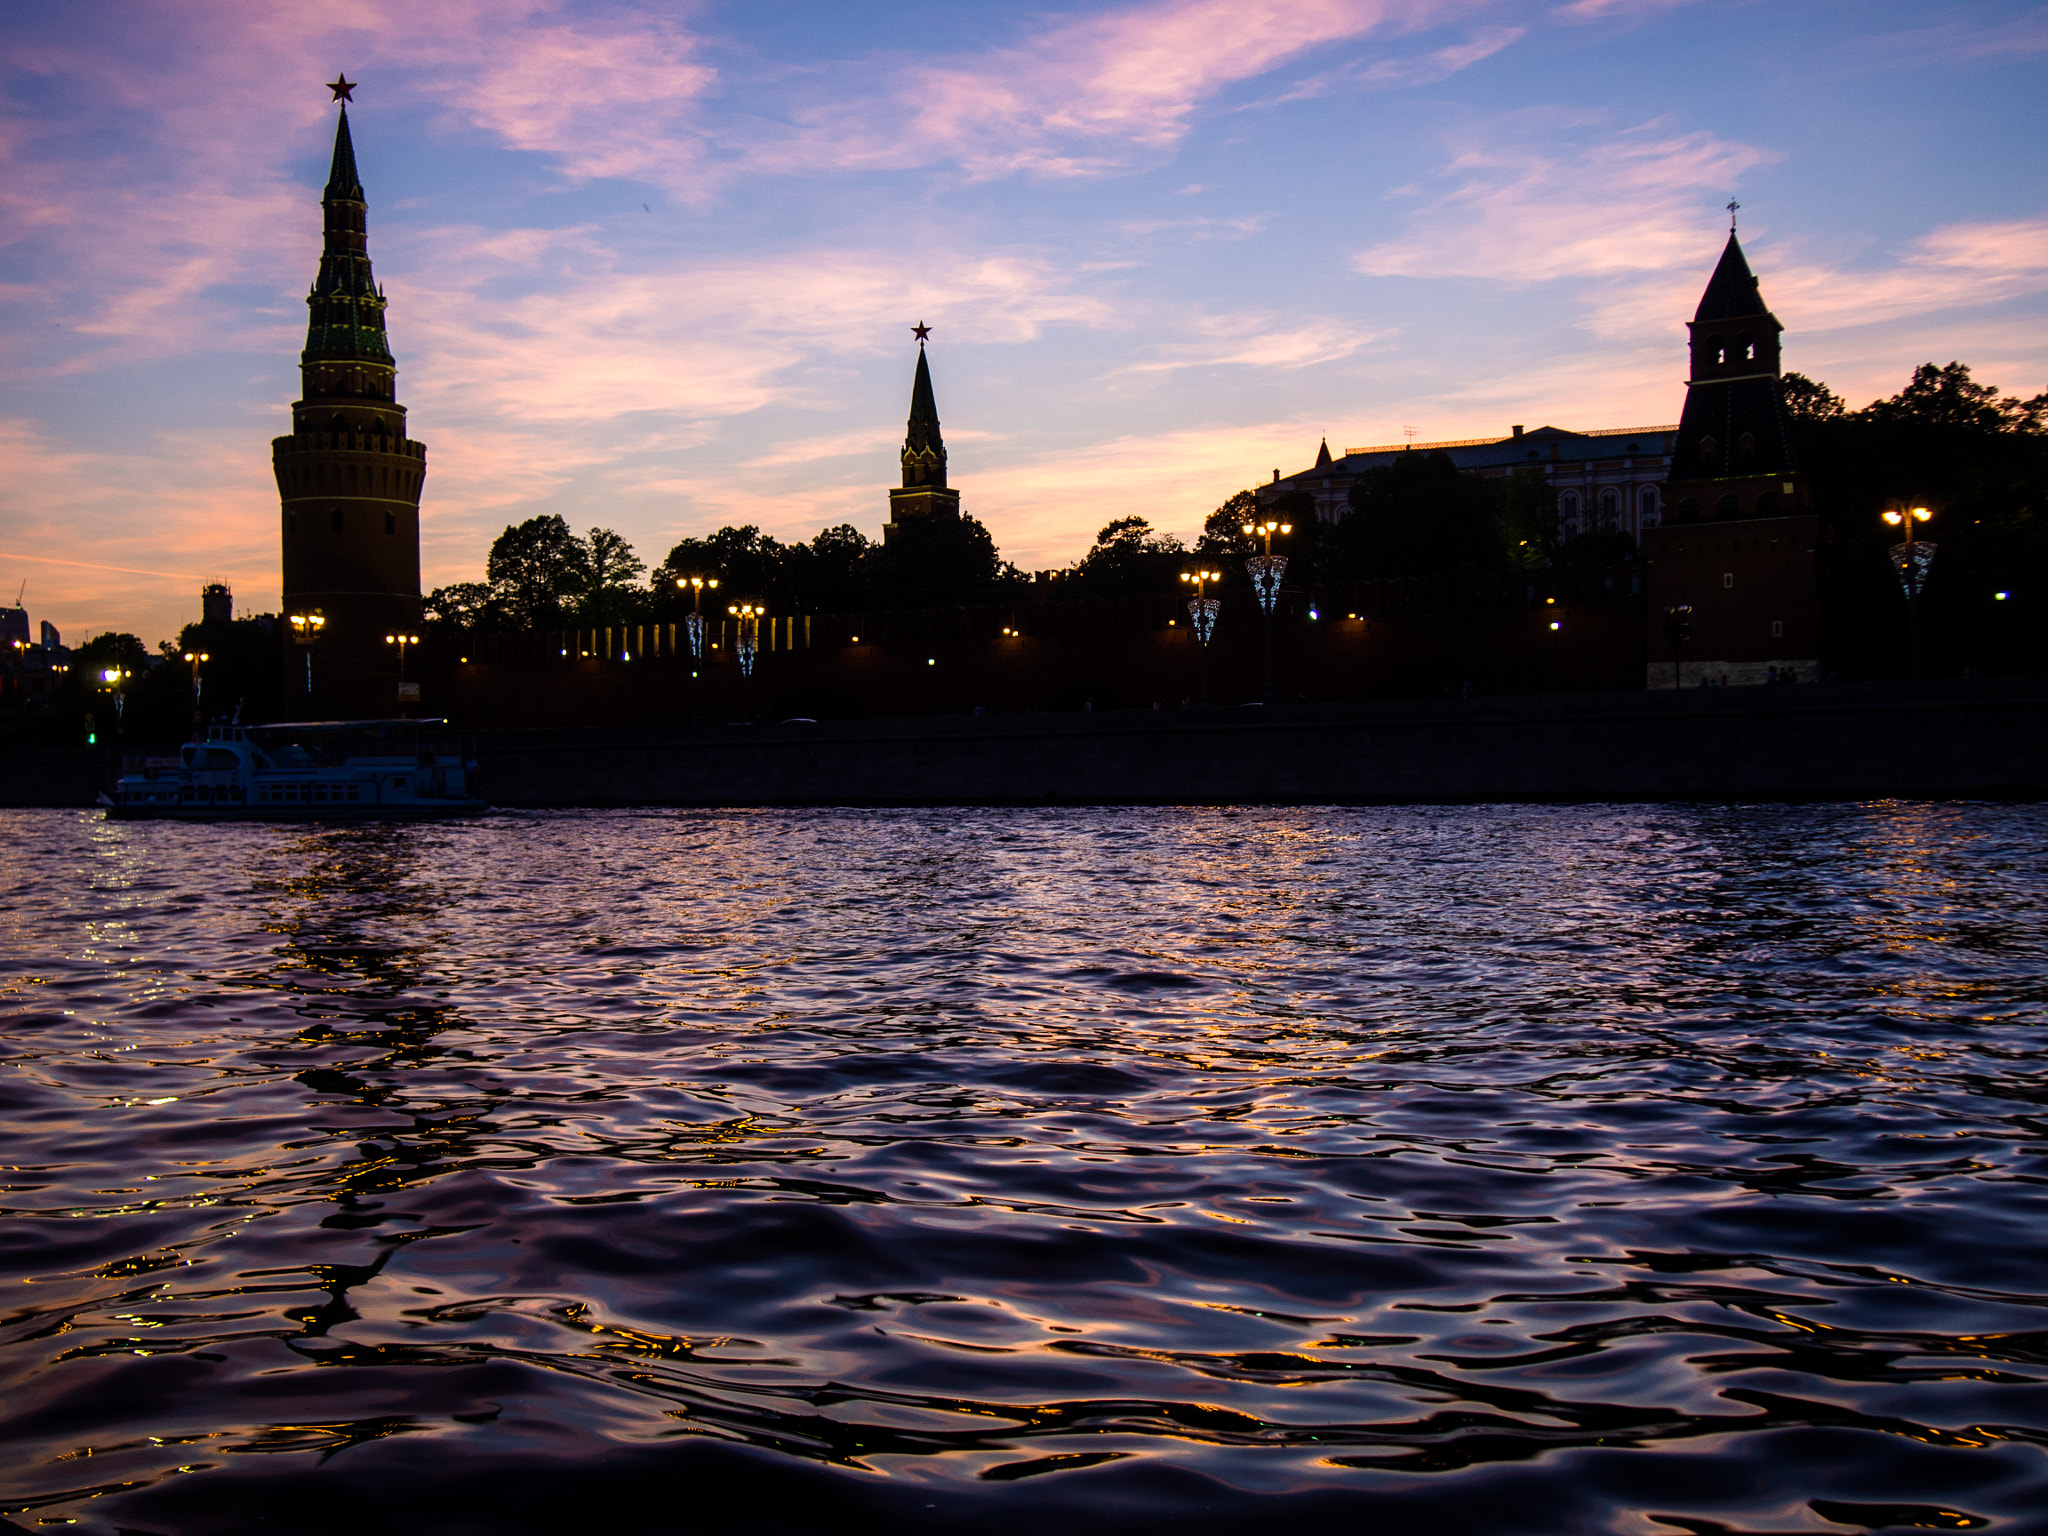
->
[[1727, 198, 1740, 231]]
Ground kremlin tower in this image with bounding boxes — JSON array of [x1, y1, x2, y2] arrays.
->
[[885, 325, 960, 543], [272, 79, 427, 714]]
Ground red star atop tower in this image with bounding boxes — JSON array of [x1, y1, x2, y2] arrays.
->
[[327, 75, 356, 102], [911, 321, 931, 342]]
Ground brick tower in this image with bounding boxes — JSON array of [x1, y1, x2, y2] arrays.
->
[[272, 84, 427, 716], [885, 328, 960, 544], [1663, 227, 1805, 523], [1644, 218, 1820, 687]]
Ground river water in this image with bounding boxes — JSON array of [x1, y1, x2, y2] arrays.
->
[[2, 804, 2044, 1535]]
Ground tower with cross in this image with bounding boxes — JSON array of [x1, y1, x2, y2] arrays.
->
[[271, 78, 428, 715], [884, 323, 961, 544], [1640, 211, 1822, 689], [1661, 219, 1802, 524]]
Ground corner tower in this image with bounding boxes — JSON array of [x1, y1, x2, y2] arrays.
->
[[1663, 227, 1804, 523], [272, 82, 427, 713], [885, 326, 960, 543]]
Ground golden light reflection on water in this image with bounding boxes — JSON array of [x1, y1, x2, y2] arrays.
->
[[0, 804, 2044, 1530]]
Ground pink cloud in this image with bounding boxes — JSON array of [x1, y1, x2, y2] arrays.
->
[[761, 0, 1479, 178], [1355, 115, 1778, 283]]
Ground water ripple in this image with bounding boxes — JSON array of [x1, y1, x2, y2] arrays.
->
[[1, 804, 2044, 1534]]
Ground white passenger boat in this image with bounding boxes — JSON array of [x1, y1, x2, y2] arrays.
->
[[105, 719, 487, 821]]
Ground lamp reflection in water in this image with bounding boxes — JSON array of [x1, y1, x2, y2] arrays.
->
[[1241, 518, 1291, 704], [1180, 568, 1222, 706], [1882, 504, 1935, 678]]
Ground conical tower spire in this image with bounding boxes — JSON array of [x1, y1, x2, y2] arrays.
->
[[303, 105, 391, 368], [1694, 231, 1766, 322], [886, 325, 961, 542], [325, 105, 363, 200], [272, 83, 427, 714], [903, 341, 946, 480]]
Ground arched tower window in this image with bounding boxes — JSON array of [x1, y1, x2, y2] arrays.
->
[[1739, 332, 1754, 362], [1699, 436, 1718, 466], [1738, 431, 1757, 464], [1640, 486, 1658, 517], [1711, 337, 1726, 365]]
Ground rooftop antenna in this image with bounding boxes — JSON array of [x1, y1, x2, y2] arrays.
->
[[1727, 198, 1740, 231], [13, 580, 23, 606]]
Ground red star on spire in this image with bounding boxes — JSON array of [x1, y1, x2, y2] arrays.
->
[[327, 75, 356, 103], [911, 322, 931, 342]]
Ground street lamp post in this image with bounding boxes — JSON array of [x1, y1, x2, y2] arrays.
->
[[1882, 504, 1935, 678], [678, 576, 719, 722], [288, 610, 325, 703], [1662, 604, 1692, 689], [101, 666, 129, 778], [181, 650, 210, 740], [1240, 518, 1292, 704], [728, 602, 763, 722], [1180, 568, 1222, 706], [385, 631, 421, 714]]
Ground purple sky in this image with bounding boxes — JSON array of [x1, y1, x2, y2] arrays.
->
[[3, 0, 2045, 644]]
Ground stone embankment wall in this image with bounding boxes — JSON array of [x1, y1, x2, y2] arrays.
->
[[470, 678, 2046, 807], [4, 679, 2037, 808]]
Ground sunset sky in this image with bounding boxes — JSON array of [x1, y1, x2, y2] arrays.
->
[[3, 0, 2045, 645]]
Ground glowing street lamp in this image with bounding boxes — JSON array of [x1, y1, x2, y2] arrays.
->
[[100, 665, 131, 762], [728, 602, 764, 721], [1180, 568, 1222, 706], [1240, 518, 1292, 703], [385, 631, 421, 712], [181, 650, 210, 739], [677, 575, 720, 722], [288, 609, 325, 699], [1882, 504, 1935, 678]]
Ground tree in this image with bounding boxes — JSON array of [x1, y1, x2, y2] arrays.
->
[[575, 527, 647, 624], [1867, 361, 2047, 435], [424, 581, 505, 632], [486, 515, 589, 628], [1334, 452, 1508, 580], [1781, 371, 1846, 427], [861, 513, 1011, 609], [1193, 490, 1260, 563], [72, 632, 151, 674], [783, 524, 871, 614], [1497, 469, 1560, 569], [1792, 361, 2048, 678], [1067, 516, 1186, 594], [655, 525, 792, 612]]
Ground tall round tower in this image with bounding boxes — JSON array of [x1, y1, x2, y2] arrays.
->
[[272, 83, 427, 716]]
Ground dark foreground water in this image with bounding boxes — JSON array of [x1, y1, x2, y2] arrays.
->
[[2, 805, 2045, 1536]]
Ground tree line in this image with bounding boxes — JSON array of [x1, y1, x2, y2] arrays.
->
[[416, 359, 2043, 676]]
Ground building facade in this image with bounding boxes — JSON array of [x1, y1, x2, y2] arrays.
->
[[271, 99, 427, 715], [1262, 425, 1678, 544]]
